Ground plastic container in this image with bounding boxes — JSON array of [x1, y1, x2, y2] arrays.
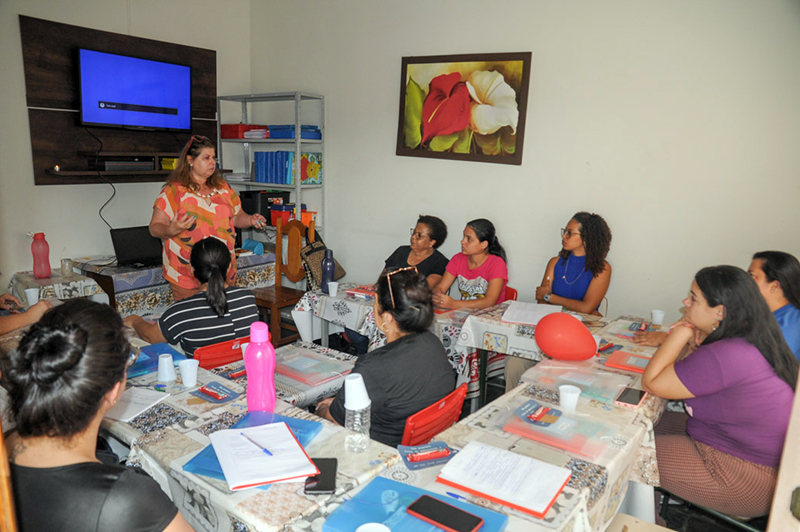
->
[[321, 249, 335, 294], [32, 232, 51, 279], [343, 374, 371, 453], [243, 322, 276, 412]]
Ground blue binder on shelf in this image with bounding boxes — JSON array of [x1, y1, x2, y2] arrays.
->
[[127, 343, 187, 378], [323, 477, 508, 532], [183, 411, 322, 490]]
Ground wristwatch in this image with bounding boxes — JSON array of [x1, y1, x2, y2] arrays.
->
[[544, 293, 551, 302]]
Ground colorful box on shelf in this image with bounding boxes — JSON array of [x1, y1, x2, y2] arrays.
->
[[268, 125, 322, 140], [270, 204, 307, 226], [221, 124, 269, 139]]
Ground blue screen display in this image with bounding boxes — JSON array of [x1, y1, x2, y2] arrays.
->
[[79, 49, 191, 131]]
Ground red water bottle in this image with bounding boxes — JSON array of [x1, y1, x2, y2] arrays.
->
[[32, 232, 51, 279], [244, 321, 277, 412]]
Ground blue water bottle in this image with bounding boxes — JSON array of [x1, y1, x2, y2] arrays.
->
[[321, 249, 335, 294]]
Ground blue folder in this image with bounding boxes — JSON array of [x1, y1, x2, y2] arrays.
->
[[323, 477, 508, 532], [127, 343, 187, 379], [182, 411, 322, 490]]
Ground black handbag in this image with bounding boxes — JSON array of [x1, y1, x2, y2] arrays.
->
[[300, 229, 346, 290]]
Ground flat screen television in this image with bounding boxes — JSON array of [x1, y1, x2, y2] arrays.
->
[[79, 49, 192, 132]]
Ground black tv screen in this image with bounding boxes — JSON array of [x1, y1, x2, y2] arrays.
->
[[79, 49, 192, 131]]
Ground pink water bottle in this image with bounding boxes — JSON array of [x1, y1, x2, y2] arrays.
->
[[32, 233, 51, 279], [244, 321, 277, 412]]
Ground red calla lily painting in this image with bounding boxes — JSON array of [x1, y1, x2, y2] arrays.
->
[[396, 52, 532, 165]]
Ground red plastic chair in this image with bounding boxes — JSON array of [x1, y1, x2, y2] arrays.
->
[[505, 285, 518, 301], [400, 384, 467, 446]]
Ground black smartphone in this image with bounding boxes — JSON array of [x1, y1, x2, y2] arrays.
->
[[304, 458, 337, 494], [615, 386, 648, 408], [406, 495, 484, 532]]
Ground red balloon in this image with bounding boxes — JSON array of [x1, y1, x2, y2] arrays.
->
[[534, 313, 596, 361]]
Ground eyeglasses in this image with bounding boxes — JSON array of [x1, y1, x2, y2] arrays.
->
[[409, 229, 430, 240], [384, 266, 418, 309], [560, 228, 581, 239]]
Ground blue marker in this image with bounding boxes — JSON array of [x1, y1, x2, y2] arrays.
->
[[240, 432, 273, 456], [446, 492, 468, 502]]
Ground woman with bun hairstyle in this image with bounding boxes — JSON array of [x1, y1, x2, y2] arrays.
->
[[124, 236, 259, 355], [643, 266, 797, 517], [316, 268, 455, 447], [432, 218, 508, 311], [4, 299, 192, 531]]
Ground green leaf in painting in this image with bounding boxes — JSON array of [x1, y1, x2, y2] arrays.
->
[[404, 78, 424, 148], [452, 128, 473, 153], [474, 132, 502, 156], [500, 127, 516, 155], [429, 132, 459, 152]]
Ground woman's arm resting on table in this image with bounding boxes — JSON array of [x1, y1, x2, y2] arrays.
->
[[535, 257, 558, 303], [432, 272, 456, 308], [0, 301, 52, 335], [123, 315, 167, 345], [633, 330, 668, 346], [0, 293, 21, 310], [149, 208, 193, 239], [642, 324, 696, 400], [164, 513, 195, 532], [435, 278, 505, 311], [543, 263, 612, 315], [315, 397, 338, 424]]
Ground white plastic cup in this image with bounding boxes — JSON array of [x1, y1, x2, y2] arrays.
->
[[356, 525, 391, 532], [559, 384, 582, 412], [24, 288, 39, 307], [592, 334, 602, 352], [651, 309, 666, 326], [178, 359, 200, 387], [157, 353, 177, 382], [344, 373, 371, 410], [328, 281, 339, 297]]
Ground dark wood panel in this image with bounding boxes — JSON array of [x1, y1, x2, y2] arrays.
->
[[20, 15, 216, 117], [30, 108, 218, 185]]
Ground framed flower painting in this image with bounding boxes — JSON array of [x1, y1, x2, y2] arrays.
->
[[396, 52, 532, 165]]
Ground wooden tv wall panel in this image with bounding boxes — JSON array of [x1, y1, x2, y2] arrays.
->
[[20, 16, 217, 185]]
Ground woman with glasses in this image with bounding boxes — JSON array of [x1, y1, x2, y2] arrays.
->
[[4, 299, 193, 531], [149, 135, 267, 301], [432, 218, 508, 310], [315, 268, 455, 447], [506, 212, 612, 390], [383, 215, 449, 288], [123, 237, 259, 356], [643, 266, 797, 518]]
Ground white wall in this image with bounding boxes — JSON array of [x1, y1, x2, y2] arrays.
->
[[0, 0, 252, 287], [249, 0, 800, 322]]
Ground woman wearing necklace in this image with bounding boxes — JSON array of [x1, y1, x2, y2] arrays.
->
[[383, 215, 449, 288], [432, 218, 508, 310], [124, 236, 259, 356], [149, 135, 267, 301], [506, 212, 612, 390]]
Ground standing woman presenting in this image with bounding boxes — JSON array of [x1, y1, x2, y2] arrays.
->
[[149, 135, 267, 301]]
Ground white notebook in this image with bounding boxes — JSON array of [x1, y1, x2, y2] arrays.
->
[[105, 387, 168, 422], [436, 441, 571, 518], [209, 422, 319, 491]]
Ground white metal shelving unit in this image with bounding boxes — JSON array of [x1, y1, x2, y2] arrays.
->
[[216, 91, 325, 231]]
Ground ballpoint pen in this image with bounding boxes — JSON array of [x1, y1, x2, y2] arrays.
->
[[240, 432, 273, 456]]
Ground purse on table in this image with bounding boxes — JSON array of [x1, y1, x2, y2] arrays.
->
[[300, 229, 346, 290]]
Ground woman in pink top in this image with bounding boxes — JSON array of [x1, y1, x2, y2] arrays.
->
[[643, 265, 798, 517], [433, 218, 508, 311], [149, 135, 267, 300]]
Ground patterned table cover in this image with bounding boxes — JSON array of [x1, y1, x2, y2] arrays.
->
[[294, 285, 505, 400], [101, 361, 399, 532], [74, 253, 276, 317], [9, 269, 105, 305], [212, 341, 357, 409]]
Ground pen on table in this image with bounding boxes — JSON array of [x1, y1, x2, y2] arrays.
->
[[446, 492, 468, 502], [240, 432, 273, 456]]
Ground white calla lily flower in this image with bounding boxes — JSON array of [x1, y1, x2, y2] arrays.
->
[[466, 71, 519, 135]]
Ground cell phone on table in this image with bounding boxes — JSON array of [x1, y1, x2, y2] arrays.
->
[[406, 495, 484, 532], [304, 458, 337, 494], [615, 386, 648, 408]]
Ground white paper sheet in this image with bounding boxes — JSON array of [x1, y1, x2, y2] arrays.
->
[[501, 301, 563, 325]]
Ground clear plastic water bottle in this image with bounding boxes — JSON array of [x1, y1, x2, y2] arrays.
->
[[343, 374, 371, 453], [243, 321, 276, 412], [321, 249, 335, 294], [31, 232, 51, 279]]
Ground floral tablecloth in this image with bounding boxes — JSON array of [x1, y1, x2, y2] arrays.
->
[[102, 361, 399, 532], [9, 269, 105, 305], [74, 254, 276, 317]]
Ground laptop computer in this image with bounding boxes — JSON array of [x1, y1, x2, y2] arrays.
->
[[110, 226, 163, 268]]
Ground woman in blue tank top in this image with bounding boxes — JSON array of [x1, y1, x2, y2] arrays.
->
[[507, 212, 612, 390], [535, 212, 612, 315]]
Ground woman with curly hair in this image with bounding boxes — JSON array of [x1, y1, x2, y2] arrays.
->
[[506, 212, 612, 390]]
